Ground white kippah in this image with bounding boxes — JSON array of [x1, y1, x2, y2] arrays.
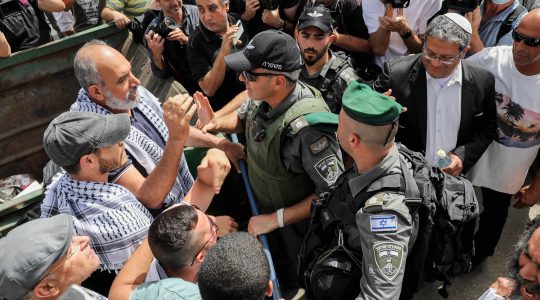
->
[[444, 12, 473, 34]]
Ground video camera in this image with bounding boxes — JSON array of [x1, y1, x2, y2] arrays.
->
[[260, 0, 279, 10], [146, 16, 178, 36], [383, 0, 410, 8], [0, 0, 20, 19], [447, 0, 480, 14]]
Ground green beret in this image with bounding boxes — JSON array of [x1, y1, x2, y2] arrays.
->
[[342, 81, 403, 125], [304, 112, 338, 134]]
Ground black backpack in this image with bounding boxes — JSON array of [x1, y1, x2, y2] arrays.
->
[[298, 144, 479, 299]]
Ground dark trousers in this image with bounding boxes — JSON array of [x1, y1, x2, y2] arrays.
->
[[474, 187, 513, 259]]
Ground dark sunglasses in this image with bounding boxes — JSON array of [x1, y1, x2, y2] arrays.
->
[[190, 205, 219, 266], [512, 30, 540, 47], [242, 70, 277, 82]]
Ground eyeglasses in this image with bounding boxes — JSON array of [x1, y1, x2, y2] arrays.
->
[[190, 206, 219, 266], [241, 70, 278, 82], [512, 30, 540, 47], [422, 48, 463, 65], [38, 241, 81, 282]]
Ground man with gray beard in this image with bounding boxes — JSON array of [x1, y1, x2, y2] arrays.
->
[[478, 216, 540, 300]]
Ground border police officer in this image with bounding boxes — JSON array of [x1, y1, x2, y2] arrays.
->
[[334, 82, 418, 299], [195, 29, 344, 295]]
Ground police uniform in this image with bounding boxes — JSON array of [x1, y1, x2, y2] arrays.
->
[[300, 50, 359, 114], [296, 6, 359, 114], [224, 30, 345, 291], [326, 82, 418, 299]]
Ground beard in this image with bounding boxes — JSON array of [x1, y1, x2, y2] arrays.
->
[[104, 86, 139, 110], [96, 151, 127, 174], [509, 239, 540, 299], [301, 44, 330, 66]]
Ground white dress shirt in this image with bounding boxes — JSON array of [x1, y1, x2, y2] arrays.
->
[[425, 64, 462, 164]]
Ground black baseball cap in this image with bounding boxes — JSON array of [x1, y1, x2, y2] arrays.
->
[[43, 111, 131, 167], [225, 30, 303, 72], [298, 5, 334, 33]]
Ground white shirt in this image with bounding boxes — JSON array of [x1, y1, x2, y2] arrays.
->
[[466, 46, 540, 194], [362, 0, 442, 67], [425, 64, 463, 164]]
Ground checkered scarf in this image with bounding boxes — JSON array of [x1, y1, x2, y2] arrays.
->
[[41, 173, 153, 271], [70, 87, 194, 206]]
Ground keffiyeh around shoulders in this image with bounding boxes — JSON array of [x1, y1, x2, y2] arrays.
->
[[70, 87, 194, 206], [41, 173, 153, 271]]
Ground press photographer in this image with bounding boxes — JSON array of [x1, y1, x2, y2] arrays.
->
[[144, 0, 200, 94], [465, 0, 527, 54]]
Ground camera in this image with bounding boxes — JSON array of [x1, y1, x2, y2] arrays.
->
[[147, 16, 178, 36], [260, 0, 279, 10], [0, 0, 20, 19], [447, 0, 480, 14], [383, 0, 410, 8]]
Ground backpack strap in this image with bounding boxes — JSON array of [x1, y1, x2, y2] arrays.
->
[[496, 5, 527, 44], [318, 54, 351, 98]]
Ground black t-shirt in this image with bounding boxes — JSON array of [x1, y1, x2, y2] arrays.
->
[[186, 15, 249, 110], [0, 0, 52, 52]]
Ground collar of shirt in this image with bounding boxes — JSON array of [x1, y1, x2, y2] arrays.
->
[[425, 61, 463, 89], [199, 14, 236, 42], [348, 145, 400, 198], [480, 0, 521, 23]]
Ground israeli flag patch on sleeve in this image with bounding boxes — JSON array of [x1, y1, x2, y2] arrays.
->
[[370, 215, 398, 232]]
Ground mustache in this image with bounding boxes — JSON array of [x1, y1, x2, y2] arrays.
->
[[304, 48, 318, 53]]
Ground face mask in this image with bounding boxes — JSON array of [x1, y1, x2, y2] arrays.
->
[[491, 0, 510, 5]]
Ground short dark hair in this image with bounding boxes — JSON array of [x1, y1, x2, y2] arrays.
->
[[148, 205, 199, 273], [198, 232, 270, 300], [508, 216, 540, 295]]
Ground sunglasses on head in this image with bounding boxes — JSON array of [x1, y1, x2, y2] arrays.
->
[[512, 30, 540, 47]]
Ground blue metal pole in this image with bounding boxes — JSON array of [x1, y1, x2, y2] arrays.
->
[[231, 134, 282, 300]]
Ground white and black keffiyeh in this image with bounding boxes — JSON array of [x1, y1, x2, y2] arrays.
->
[[41, 173, 153, 271], [70, 87, 194, 206]]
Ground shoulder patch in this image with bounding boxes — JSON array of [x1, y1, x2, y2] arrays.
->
[[314, 155, 339, 185], [369, 214, 398, 232], [309, 136, 329, 155], [373, 242, 404, 281], [364, 194, 384, 208], [290, 115, 309, 135]]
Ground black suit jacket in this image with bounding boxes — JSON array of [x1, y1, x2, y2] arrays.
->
[[373, 54, 497, 173]]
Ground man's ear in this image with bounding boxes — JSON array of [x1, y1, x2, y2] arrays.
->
[[88, 84, 105, 103], [329, 32, 336, 44], [79, 153, 97, 171], [462, 45, 472, 57], [33, 280, 61, 298], [349, 132, 360, 148], [265, 280, 273, 297]]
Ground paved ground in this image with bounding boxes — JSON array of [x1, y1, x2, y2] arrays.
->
[[415, 191, 530, 300]]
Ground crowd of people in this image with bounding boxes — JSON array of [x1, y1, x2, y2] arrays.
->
[[2, 0, 540, 299]]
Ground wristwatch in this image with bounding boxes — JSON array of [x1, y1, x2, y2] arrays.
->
[[400, 30, 413, 39]]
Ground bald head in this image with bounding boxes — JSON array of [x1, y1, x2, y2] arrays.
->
[[512, 8, 540, 75], [73, 40, 129, 91]]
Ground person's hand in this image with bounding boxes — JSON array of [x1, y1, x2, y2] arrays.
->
[[393, 9, 410, 36], [489, 277, 516, 299], [214, 215, 239, 237], [242, 0, 260, 21], [248, 213, 279, 236], [167, 28, 189, 44], [197, 148, 231, 194], [194, 91, 218, 133], [262, 9, 283, 29], [112, 11, 131, 29], [162, 94, 196, 143], [464, 6, 481, 33], [220, 24, 240, 56], [513, 185, 540, 208], [145, 30, 165, 57], [217, 138, 244, 172], [441, 152, 463, 176]]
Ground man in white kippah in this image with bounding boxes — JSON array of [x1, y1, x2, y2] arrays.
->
[[373, 12, 497, 176]]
